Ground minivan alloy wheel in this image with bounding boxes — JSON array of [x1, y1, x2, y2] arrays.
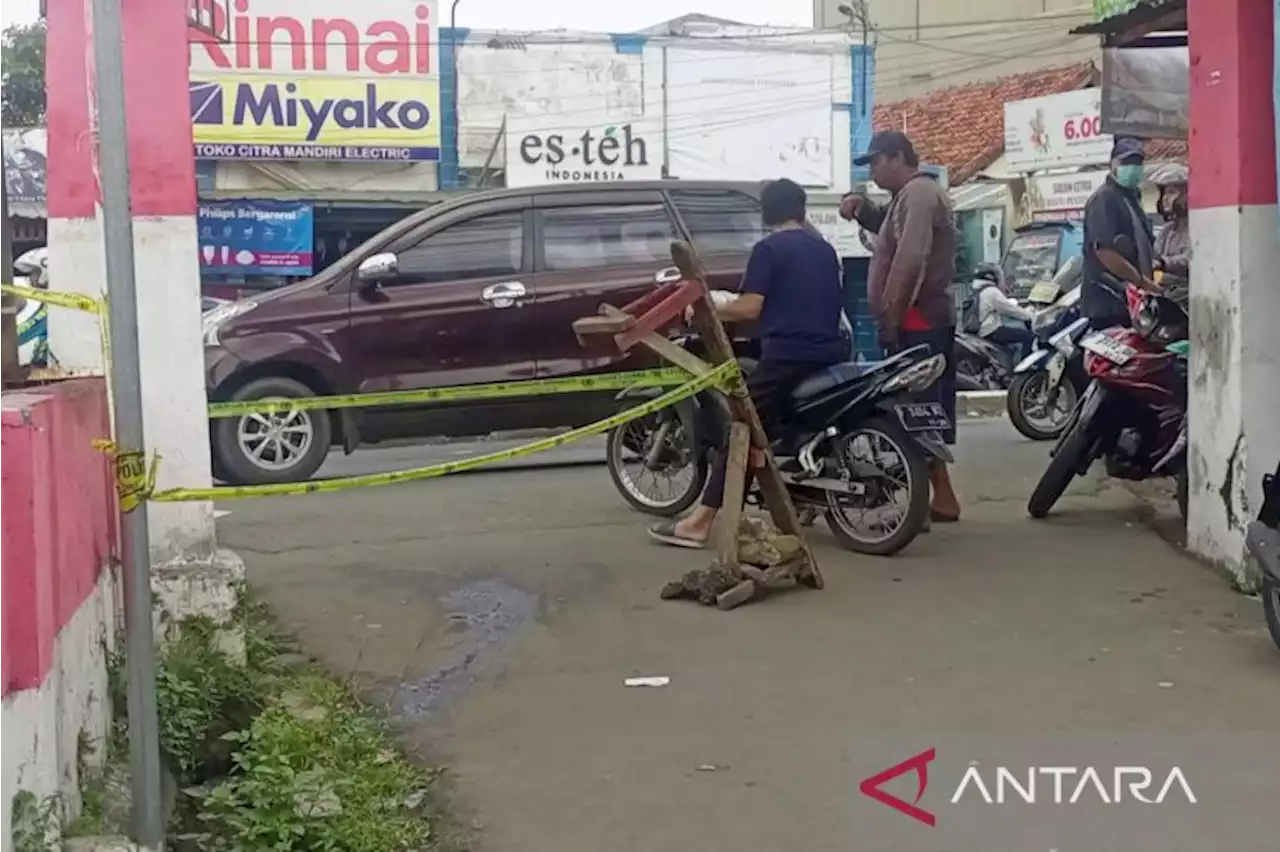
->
[[237, 408, 315, 471]]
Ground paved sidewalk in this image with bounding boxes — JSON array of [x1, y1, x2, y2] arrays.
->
[[220, 422, 1280, 852]]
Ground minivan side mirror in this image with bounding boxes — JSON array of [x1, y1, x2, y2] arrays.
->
[[357, 252, 398, 284]]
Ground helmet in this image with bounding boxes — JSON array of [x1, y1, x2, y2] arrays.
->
[[973, 263, 1004, 287], [1148, 162, 1188, 188]]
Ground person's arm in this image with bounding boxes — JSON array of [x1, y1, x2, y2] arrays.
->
[[995, 290, 1034, 323], [1084, 195, 1160, 293], [839, 192, 887, 234], [879, 187, 934, 341], [1097, 247, 1160, 293], [721, 241, 769, 322], [1159, 225, 1191, 278]]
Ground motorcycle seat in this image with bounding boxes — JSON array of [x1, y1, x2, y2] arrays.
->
[[791, 345, 928, 401]]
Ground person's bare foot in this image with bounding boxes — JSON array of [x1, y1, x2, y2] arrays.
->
[[929, 462, 961, 522]]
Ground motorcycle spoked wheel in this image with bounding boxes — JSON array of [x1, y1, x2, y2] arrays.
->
[[1028, 416, 1090, 519], [1264, 575, 1280, 652], [1007, 370, 1077, 442], [605, 403, 708, 517], [822, 417, 931, 556]]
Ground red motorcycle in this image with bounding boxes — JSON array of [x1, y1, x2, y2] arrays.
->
[[1028, 283, 1189, 520]]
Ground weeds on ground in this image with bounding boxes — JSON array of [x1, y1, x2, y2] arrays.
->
[[94, 586, 448, 851]]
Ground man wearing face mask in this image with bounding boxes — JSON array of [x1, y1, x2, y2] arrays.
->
[[1081, 137, 1161, 330], [1151, 163, 1190, 282]]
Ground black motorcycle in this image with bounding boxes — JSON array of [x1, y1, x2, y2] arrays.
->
[[607, 341, 952, 556], [1246, 461, 1280, 651]]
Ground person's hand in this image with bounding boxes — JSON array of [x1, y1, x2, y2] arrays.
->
[[1144, 277, 1162, 293], [839, 192, 868, 222], [1153, 258, 1165, 272]]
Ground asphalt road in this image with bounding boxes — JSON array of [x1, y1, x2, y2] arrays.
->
[[219, 420, 1280, 852]]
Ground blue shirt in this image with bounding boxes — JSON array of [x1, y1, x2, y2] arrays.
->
[[740, 227, 847, 364]]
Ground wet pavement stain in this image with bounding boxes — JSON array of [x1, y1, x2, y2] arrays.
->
[[395, 577, 538, 718]]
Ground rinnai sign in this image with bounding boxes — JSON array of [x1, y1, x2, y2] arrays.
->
[[1005, 89, 1113, 173], [505, 116, 662, 187], [188, 0, 440, 161], [861, 748, 1197, 828]]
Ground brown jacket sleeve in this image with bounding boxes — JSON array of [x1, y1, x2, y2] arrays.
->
[[881, 182, 936, 333], [850, 196, 888, 235]]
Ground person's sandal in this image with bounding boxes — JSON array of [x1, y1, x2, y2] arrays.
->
[[647, 521, 707, 549], [929, 509, 960, 523]]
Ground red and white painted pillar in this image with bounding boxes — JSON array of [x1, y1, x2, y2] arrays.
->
[[45, 1, 237, 615], [1186, 0, 1280, 585]]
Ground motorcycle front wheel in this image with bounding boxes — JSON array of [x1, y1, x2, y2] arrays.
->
[[606, 403, 708, 517], [1264, 575, 1280, 652], [823, 417, 931, 556], [1028, 417, 1090, 519], [1007, 370, 1077, 441]]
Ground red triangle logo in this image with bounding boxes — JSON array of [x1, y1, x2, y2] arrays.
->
[[859, 747, 937, 827]]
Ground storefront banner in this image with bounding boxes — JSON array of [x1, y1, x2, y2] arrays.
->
[[504, 115, 663, 186], [1026, 170, 1109, 222], [188, 0, 440, 162], [3, 128, 48, 216], [198, 201, 314, 276], [1005, 89, 1113, 173], [1101, 46, 1189, 140], [191, 76, 440, 161], [807, 203, 872, 258]]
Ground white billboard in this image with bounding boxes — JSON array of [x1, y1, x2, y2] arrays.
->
[[1004, 89, 1113, 173], [1026, 170, 1109, 219], [504, 115, 664, 186], [664, 48, 835, 185]]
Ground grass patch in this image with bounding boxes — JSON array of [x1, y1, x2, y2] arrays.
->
[[78, 587, 458, 850]]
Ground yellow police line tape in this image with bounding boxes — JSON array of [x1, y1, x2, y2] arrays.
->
[[101, 359, 738, 506], [207, 368, 700, 417], [1, 283, 106, 315]]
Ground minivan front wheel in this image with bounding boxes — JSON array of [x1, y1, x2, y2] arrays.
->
[[212, 376, 331, 485]]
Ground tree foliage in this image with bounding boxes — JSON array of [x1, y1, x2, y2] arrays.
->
[[2, 21, 47, 128]]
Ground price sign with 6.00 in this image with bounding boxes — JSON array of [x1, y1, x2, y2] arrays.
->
[[1063, 115, 1104, 141]]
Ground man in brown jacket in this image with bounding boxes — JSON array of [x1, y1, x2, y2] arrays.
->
[[840, 131, 961, 521]]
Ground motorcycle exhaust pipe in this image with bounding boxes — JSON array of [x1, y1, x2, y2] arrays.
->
[[797, 426, 839, 479]]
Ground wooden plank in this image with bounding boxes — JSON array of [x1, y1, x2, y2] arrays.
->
[[614, 280, 703, 353], [716, 422, 751, 569], [620, 280, 680, 318], [571, 314, 634, 337]]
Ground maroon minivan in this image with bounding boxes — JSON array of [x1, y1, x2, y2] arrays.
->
[[203, 181, 766, 484]]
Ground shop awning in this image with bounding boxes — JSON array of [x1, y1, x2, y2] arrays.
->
[[950, 182, 1010, 213], [1071, 0, 1187, 47]]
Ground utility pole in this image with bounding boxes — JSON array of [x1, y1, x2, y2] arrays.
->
[[88, 0, 166, 845]]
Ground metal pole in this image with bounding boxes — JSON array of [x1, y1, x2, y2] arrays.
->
[[450, 0, 462, 189], [88, 0, 165, 845]]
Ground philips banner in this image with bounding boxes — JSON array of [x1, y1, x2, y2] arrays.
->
[[188, 0, 441, 162], [198, 201, 314, 276]]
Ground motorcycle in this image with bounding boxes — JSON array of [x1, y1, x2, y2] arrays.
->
[[607, 339, 953, 556], [1245, 461, 1280, 651], [1028, 283, 1189, 520], [954, 330, 1016, 391], [13, 247, 51, 368], [1006, 286, 1091, 441]]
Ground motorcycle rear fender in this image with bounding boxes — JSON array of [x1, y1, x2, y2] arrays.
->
[[1245, 522, 1280, 583]]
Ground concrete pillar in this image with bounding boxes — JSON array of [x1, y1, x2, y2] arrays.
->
[[45, 0, 239, 623], [1186, 0, 1280, 588]]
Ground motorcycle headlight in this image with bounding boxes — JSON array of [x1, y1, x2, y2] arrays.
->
[[881, 354, 946, 394], [202, 300, 258, 346]]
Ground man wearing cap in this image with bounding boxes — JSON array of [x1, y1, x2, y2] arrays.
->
[[1081, 137, 1161, 329], [839, 130, 961, 523]]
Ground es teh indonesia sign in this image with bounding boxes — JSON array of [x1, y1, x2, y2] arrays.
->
[[188, 0, 441, 162], [1004, 89, 1113, 173], [504, 115, 663, 187]]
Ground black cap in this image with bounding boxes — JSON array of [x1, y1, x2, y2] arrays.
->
[[1110, 136, 1145, 163], [854, 130, 917, 167]]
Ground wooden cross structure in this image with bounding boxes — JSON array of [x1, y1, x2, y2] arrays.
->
[[572, 240, 823, 609]]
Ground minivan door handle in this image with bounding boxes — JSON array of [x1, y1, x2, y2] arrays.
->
[[654, 267, 683, 284], [481, 281, 527, 308]]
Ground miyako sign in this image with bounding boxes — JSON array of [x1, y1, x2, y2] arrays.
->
[[505, 115, 663, 187], [188, 0, 441, 162]]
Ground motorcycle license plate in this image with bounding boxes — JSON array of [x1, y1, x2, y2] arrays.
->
[[895, 402, 951, 433], [1081, 332, 1136, 365]]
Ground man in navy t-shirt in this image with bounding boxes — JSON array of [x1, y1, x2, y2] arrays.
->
[[649, 178, 847, 549]]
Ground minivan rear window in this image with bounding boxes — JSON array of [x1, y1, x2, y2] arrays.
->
[[669, 190, 764, 256]]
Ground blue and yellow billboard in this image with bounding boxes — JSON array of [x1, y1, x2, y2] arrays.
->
[[190, 75, 441, 161]]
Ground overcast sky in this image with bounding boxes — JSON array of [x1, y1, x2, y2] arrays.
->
[[3, 0, 813, 33]]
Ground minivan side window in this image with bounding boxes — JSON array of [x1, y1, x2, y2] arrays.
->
[[668, 190, 764, 256], [539, 204, 678, 272], [392, 211, 524, 285]]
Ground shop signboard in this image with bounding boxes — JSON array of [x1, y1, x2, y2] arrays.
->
[[198, 200, 314, 276], [189, 0, 441, 161], [806, 203, 872, 259], [1026, 170, 1108, 222], [1004, 89, 1113, 173], [504, 115, 663, 186]]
